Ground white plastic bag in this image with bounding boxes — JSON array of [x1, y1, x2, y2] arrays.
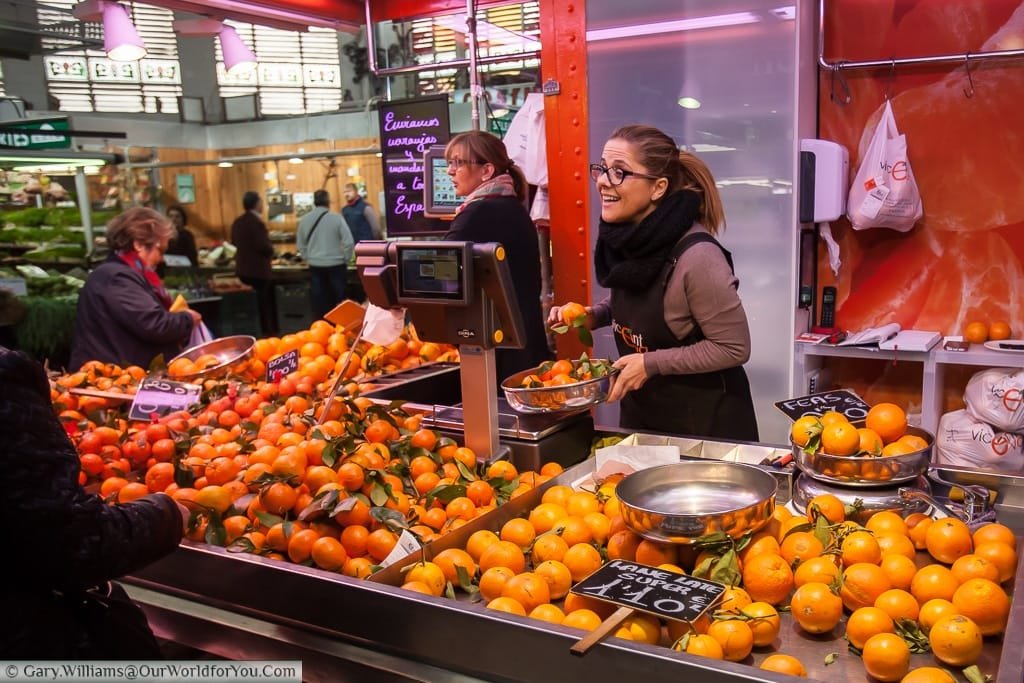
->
[[847, 101, 923, 231], [188, 321, 213, 348], [934, 409, 1024, 472], [963, 367, 1024, 432], [502, 92, 547, 187]]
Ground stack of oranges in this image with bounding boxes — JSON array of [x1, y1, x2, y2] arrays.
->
[[382, 470, 1016, 682], [963, 321, 1012, 345], [791, 402, 927, 458]]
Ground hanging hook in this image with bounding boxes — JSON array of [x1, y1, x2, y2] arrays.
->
[[830, 63, 852, 106], [963, 54, 975, 98], [885, 59, 896, 100]]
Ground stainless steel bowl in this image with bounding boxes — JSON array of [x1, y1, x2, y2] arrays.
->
[[615, 461, 778, 545], [501, 360, 620, 414], [167, 335, 256, 381], [792, 424, 933, 487]]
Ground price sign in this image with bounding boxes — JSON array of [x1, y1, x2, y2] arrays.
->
[[378, 95, 452, 236], [266, 349, 299, 382], [570, 560, 725, 624], [774, 389, 871, 422], [128, 376, 201, 421]]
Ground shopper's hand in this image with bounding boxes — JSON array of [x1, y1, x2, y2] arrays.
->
[[607, 353, 649, 402], [186, 308, 202, 326], [175, 501, 192, 535]]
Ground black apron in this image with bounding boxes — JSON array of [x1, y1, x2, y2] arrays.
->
[[611, 232, 759, 441]]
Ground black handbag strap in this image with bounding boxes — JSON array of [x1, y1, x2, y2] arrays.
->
[[306, 210, 329, 243]]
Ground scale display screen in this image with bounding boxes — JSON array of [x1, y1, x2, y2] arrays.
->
[[396, 243, 471, 305], [423, 145, 464, 217]]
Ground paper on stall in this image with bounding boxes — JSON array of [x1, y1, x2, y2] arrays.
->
[[819, 222, 842, 278], [571, 435, 679, 489], [362, 303, 406, 346]]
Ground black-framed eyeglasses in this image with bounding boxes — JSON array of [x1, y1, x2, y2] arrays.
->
[[589, 163, 661, 186], [447, 158, 484, 169]]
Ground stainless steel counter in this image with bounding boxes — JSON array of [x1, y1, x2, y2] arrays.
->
[[127, 450, 1024, 683]]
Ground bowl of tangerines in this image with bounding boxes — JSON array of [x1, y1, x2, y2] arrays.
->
[[790, 402, 933, 487], [502, 353, 619, 414], [167, 335, 257, 382]]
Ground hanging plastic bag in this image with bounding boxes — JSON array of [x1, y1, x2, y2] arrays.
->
[[846, 100, 923, 231], [188, 321, 213, 348]]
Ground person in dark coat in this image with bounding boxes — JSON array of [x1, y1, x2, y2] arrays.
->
[[230, 191, 277, 336], [70, 207, 200, 370], [165, 204, 199, 266], [342, 182, 382, 243], [444, 130, 552, 383], [0, 347, 187, 658]]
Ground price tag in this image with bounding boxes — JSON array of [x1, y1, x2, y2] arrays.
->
[[162, 254, 192, 268], [128, 376, 201, 421], [378, 529, 422, 569], [266, 349, 299, 382], [570, 560, 725, 624], [774, 389, 871, 422]]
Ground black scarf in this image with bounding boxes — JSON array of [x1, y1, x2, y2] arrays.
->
[[595, 190, 702, 291]]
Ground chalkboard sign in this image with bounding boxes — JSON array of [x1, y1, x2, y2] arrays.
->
[[379, 95, 452, 236], [571, 560, 725, 623], [128, 376, 202, 421], [266, 349, 299, 382], [774, 389, 871, 422]]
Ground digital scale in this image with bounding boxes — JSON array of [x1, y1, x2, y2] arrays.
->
[[356, 240, 589, 463]]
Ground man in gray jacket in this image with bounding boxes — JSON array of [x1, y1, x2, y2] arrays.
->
[[296, 189, 354, 320]]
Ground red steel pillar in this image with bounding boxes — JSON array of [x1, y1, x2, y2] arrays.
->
[[539, 0, 590, 357]]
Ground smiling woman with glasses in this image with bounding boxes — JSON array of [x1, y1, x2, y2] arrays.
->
[[442, 130, 553, 384], [70, 207, 201, 370], [549, 124, 759, 441]]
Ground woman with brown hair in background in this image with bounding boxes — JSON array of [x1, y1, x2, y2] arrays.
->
[[444, 130, 551, 382], [71, 207, 201, 370]]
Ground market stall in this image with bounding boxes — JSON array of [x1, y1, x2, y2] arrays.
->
[[124, 448, 1024, 683]]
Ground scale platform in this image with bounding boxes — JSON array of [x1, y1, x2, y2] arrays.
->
[[430, 397, 583, 441], [423, 398, 595, 472]]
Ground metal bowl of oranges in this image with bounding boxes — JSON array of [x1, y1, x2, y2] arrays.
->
[[792, 423, 933, 487], [501, 357, 619, 414], [166, 335, 256, 382], [615, 461, 778, 545]]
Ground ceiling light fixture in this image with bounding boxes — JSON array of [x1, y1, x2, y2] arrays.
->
[[73, 0, 147, 62], [217, 161, 233, 168], [677, 97, 702, 109], [173, 18, 256, 75], [218, 25, 257, 74], [586, 12, 760, 42]]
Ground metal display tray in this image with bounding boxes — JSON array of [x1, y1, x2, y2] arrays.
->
[[126, 457, 1024, 683]]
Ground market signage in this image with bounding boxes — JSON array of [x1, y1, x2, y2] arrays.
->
[[0, 118, 71, 150], [571, 560, 726, 624], [128, 376, 202, 421], [266, 349, 299, 382], [774, 389, 872, 422], [378, 95, 451, 236]]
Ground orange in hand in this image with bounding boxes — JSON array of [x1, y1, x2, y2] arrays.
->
[[559, 302, 587, 326]]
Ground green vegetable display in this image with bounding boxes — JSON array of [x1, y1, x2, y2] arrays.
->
[[14, 295, 77, 366]]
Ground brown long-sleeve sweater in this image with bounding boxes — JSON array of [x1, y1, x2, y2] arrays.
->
[[591, 225, 751, 376]]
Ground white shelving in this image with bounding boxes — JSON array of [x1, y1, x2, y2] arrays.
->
[[794, 343, 1024, 434]]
